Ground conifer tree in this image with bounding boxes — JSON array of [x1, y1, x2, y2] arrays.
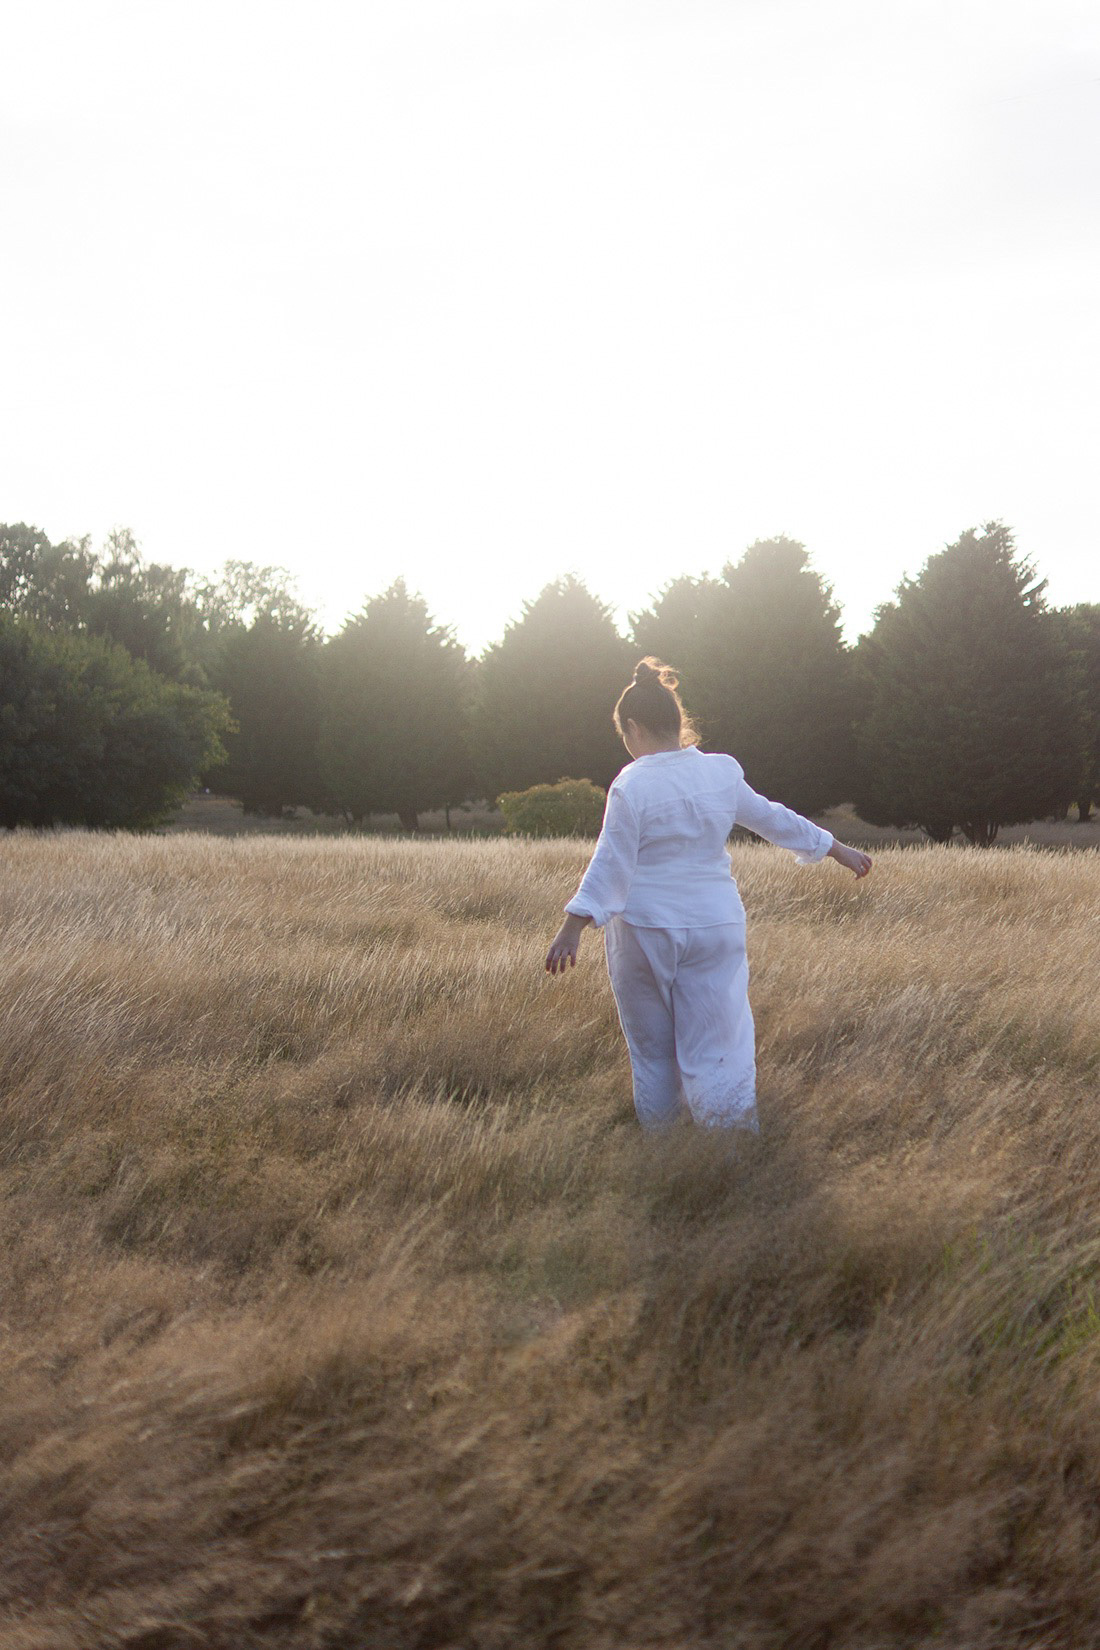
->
[[319, 580, 472, 830], [205, 610, 324, 815], [630, 571, 725, 732], [475, 576, 633, 801], [1050, 603, 1100, 822], [853, 523, 1082, 844], [632, 538, 854, 814]]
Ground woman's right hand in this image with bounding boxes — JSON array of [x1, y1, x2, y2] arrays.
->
[[827, 840, 873, 878], [545, 914, 588, 974]]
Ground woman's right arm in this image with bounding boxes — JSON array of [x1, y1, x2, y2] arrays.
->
[[560, 784, 641, 928], [546, 785, 640, 973]]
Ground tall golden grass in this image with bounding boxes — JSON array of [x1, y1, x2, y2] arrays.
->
[[2, 830, 1100, 1648]]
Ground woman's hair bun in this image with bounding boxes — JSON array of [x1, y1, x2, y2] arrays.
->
[[616, 654, 696, 745], [633, 656, 678, 691]]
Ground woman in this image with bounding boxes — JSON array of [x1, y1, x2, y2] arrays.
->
[[545, 658, 872, 1132]]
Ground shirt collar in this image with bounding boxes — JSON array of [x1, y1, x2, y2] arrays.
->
[[631, 746, 695, 762]]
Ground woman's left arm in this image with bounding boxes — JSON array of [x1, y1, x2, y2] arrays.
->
[[734, 778, 836, 863], [825, 840, 873, 878], [735, 781, 873, 877]]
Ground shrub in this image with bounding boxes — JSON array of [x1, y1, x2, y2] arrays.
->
[[497, 776, 606, 838]]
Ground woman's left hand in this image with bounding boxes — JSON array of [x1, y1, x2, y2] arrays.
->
[[827, 841, 873, 878]]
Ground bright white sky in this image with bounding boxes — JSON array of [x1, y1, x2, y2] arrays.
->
[[3, 0, 1098, 651]]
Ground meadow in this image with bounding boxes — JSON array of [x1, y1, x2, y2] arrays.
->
[[2, 830, 1100, 1648]]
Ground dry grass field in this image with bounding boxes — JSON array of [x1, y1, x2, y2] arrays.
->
[[2, 831, 1100, 1649]]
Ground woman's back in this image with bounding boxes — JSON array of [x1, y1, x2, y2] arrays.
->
[[565, 745, 834, 931]]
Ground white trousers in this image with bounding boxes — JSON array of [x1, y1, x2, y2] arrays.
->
[[603, 917, 759, 1132]]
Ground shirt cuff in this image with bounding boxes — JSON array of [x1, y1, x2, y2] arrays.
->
[[564, 897, 606, 927], [794, 830, 834, 865]]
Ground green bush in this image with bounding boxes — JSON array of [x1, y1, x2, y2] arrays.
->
[[497, 776, 606, 838]]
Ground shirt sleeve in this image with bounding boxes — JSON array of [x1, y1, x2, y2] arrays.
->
[[563, 784, 640, 928], [734, 778, 834, 864]]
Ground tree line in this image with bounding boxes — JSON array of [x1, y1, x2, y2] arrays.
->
[[2, 519, 1098, 843]]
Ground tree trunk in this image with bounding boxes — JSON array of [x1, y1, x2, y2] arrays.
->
[[398, 809, 420, 832], [959, 819, 1000, 847], [1078, 800, 1093, 823]]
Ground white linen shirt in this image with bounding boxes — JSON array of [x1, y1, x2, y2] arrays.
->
[[563, 746, 834, 929]]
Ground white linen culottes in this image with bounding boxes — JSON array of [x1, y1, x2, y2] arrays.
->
[[603, 917, 759, 1132]]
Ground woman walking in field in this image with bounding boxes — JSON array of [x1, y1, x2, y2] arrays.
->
[[545, 658, 872, 1132]]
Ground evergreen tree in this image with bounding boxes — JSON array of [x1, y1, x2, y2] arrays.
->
[[1051, 603, 1100, 822], [632, 538, 854, 813], [205, 611, 324, 815], [853, 523, 1082, 845], [630, 571, 725, 731], [319, 580, 472, 830], [475, 575, 633, 801]]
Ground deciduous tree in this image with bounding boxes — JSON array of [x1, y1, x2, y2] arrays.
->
[[0, 521, 97, 629], [0, 613, 231, 829], [80, 528, 195, 683]]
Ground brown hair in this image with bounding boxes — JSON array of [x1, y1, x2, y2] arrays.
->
[[613, 656, 699, 748]]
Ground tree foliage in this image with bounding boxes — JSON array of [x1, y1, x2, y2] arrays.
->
[[79, 528, 198, 684], [632, 538, 854, 813], [319, 580, 473, 829], [0, 522, 98, 629], [1050, 604, 1100, 822], [187, 559, 317, 662], [475, 576, 633, 802], [852, 523, 1083, 845], [1, 522, 328, 820], [1, 523, 201, 683], [4, 514, 1095, 842], [0, 613, 232, 829], [1, 522, 313, 685], [204, 612, 324, 815]]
